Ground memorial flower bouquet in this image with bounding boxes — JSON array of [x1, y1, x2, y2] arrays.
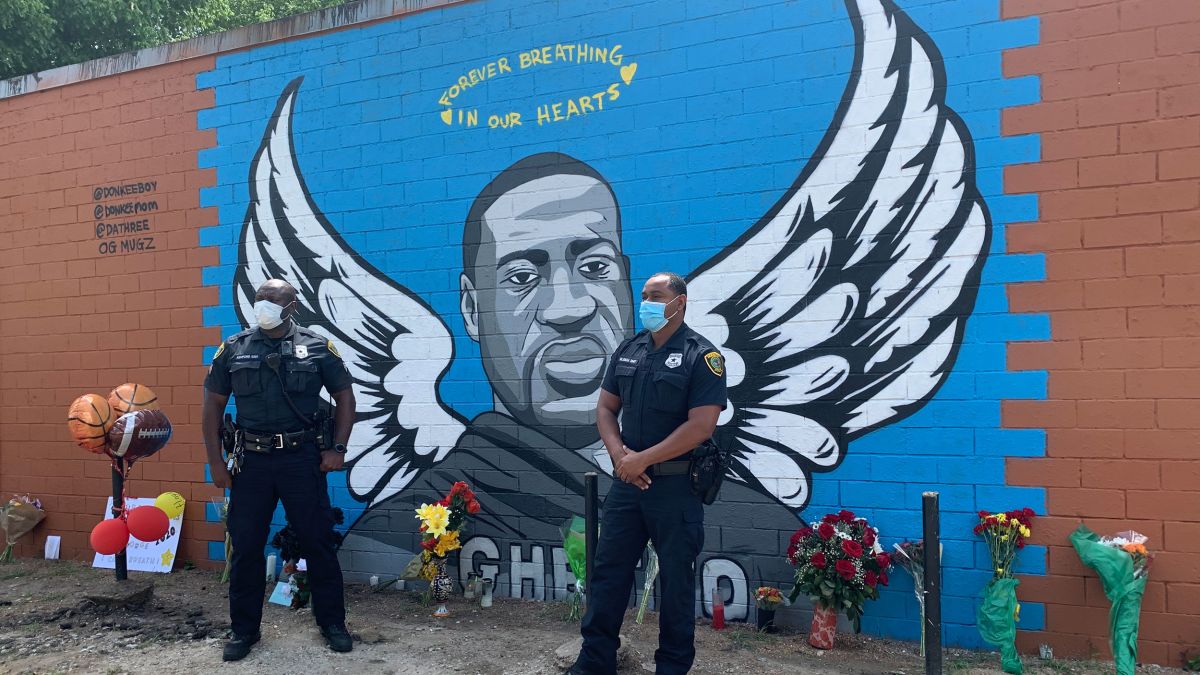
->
[[402, 483, 480, 584], [892, 539, 942, 656], [974, 507, 1036, 674], [0, 495, 45, 563], [787, 510, 892, 646], [1071, 526, 1153, 675]]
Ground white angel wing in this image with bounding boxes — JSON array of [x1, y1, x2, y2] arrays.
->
[[234, 77, 466, 506], [688, 0, 990, 509]]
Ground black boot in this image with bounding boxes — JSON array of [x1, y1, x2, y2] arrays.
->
[[320, 623, 353, 652], [222, 632, 261, 661]]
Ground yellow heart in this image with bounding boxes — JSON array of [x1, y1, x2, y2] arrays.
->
[[440, 109, 453, 125], [620, 62, 637, 86]]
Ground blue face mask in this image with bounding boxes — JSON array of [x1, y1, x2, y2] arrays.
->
[[639, 297, 681, 333]]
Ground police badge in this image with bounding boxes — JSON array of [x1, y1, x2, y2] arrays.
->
[[665, 353, 683, 368]]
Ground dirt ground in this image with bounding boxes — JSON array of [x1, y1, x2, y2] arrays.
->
[[0, 560, 1183, 675]]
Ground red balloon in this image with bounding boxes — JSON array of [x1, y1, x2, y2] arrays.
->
[[127, 505, 170, 542], [90, 518, 130, 555]]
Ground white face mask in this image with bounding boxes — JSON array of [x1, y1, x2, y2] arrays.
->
[[253, 299, 291, 330]]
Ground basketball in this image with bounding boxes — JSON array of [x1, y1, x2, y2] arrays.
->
[[67, 394, 114, 452], [108, 383, 159, 415]]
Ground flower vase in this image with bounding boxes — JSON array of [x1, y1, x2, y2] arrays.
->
[[756, 608, 777, 633], [431, 557, 453, 617], [808, 604, 837, 649]]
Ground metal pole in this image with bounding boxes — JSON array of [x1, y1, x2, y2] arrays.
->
[[584, 472, 598, 605], [112, 458, 127, 581], [922, 491, 941, 675]]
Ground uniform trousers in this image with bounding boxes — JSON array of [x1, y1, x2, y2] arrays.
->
[[227, 443, 345, 636], [578, 474, 704, 675]]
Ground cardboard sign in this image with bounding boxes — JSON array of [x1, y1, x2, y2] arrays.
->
[[92, 497, 184, 573]]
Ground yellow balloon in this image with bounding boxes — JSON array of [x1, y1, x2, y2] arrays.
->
[[154, 492, 186, 520]]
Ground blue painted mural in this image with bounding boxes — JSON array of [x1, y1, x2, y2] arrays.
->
[[198, 0, 1047, 646]]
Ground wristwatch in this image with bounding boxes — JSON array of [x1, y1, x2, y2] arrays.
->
[[333, 443, 348, 455]]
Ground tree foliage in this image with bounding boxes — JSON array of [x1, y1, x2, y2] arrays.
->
[[0, 0, 345, 81]]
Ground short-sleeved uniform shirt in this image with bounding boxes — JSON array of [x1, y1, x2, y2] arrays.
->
[[600, 323, 728, 453], [204, 321, 352, 433]]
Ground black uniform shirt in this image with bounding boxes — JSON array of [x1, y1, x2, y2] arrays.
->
[[204, 321, 352, 433], [600, 323, 728, 453]]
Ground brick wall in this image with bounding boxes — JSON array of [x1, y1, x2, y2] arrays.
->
[[0, 59, 224, 565], [0, 0, 1196, 666], [1001, 0, 1200, 666]]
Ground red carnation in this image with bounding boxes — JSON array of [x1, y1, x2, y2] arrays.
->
[[838, 509, 856, 523], [835, 559, 856, 581], [811, 552, 827, 569], [875, 552, 891, 569], [817, 523, 835, 541], [973, 524, 984, 535], [864, 571, 878, 588], [822, 513, 840, 524], [863, 528, 876, 548], [467, 500, 480, 514], [438, 497, 450, 507], [879, 570, 889, 586], [978, 510, 988, 518], [842, 539, 864, 559], [420, 538, 437, 551]]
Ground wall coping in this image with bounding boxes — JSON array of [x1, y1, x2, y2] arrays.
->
[[0, 0, 464, 100]]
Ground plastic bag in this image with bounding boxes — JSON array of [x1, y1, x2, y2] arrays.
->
[[977, 577, 1022, 674], [1070, 526, 1147, 675]]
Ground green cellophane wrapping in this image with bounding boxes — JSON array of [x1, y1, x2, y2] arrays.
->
[[977, 577, 1022, 674], [1070, 525, 1146, 675], [562, 516, 587, 620]]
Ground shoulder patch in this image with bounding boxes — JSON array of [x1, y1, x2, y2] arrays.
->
[[212, 342, 225, 362], [703, 351, 724, 377], [327, 340, 341, 359]]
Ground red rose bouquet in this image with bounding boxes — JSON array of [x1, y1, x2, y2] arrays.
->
[[787, 509, 892, 632]]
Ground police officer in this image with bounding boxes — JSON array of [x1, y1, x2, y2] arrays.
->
[[570, 272, 727, 675], [202, 279, 357, 661]]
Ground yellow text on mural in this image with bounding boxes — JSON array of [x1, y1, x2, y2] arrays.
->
[[435, 41, 637, 130]]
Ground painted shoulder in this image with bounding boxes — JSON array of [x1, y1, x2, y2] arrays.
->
[[227, 328, 254, 343]]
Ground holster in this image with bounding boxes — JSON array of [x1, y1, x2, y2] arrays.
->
[[688, 439, 729, 505], [313, 399, 336, 452], [221, 413, 241, 455]]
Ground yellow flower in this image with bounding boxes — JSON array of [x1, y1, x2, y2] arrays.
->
[[1019, 526, 1031, 538], [996, 513, 1007, 523], [1000, 534, 1009, 541], [415, 503, 451, 537], [996, 567, 1005, 575], [434, 530, 462, 557]]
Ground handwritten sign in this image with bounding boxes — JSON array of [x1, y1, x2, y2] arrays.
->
[[92, 497, 184, 574], [91, 180, 159, 256], [437, 41, 638, 129]]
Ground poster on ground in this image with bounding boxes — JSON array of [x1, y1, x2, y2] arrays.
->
[[92, 497, 184, 573]]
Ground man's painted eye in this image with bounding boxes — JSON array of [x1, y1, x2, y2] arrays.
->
[[579, 260, 610, 277], [504, 271, 538, 286]]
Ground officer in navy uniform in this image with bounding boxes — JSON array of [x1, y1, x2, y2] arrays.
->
[[571, 272, 727, 675], [202, 279, 357, 661]]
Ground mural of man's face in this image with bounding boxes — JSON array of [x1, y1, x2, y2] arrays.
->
[[461, 174, 632, 438]]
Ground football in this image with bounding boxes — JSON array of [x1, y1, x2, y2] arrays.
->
[[106, 408, 172, 464]]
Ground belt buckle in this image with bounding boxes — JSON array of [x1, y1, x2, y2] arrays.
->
[[272, 433, 284, 449]]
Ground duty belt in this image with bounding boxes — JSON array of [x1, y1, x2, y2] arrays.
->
[[647, 460, 691, 477], [241, 428, 317, 453]]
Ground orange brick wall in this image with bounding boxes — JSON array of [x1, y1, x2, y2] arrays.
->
[[0, 0, 1197, 666], [1001, 0, 1200, 665], [0, 58, 224, 566]]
